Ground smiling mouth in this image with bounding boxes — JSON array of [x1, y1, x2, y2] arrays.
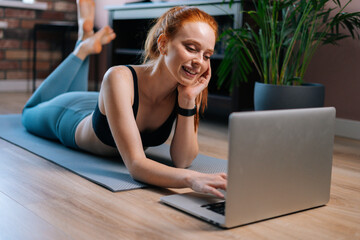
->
[[182, 66, 198, 77]]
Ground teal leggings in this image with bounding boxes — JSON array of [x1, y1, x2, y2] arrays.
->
[[22, 44, 98, 149]]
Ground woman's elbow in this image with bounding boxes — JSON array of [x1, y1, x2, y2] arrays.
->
[[173, 162, 192, 169], [125, 158, 144, 181], [172, 149, 198, 169]]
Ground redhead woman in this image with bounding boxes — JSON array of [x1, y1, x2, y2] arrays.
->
[[22, 0, 227, 198]]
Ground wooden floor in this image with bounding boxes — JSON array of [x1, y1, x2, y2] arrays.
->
[[0, 92, 359, 240]]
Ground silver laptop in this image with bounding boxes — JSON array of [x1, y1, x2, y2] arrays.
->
[[160, 107, 335, 228]]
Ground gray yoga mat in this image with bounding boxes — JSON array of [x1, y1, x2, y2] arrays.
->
[[0, 114, 227, 192]]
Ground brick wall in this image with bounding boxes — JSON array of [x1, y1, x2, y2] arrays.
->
[[0, 0, 77, 86]]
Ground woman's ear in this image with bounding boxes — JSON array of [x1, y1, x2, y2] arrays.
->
[[157, 33, 168, 55]]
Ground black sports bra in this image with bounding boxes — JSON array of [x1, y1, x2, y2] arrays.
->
[[92, 65, 177, 148]]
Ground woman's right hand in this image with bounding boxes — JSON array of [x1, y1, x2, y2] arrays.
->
[[187, 172, 227, 198]]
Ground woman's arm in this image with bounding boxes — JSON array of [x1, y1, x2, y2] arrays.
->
[[101, 66, 226, 198], [170, 106, 199, 168], [170, 67, 211, 168]]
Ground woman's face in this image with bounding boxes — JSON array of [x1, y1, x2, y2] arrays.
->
[[162, 21, 216, 86]]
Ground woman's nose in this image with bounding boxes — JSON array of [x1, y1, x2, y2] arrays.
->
[[192, 53, 204, 66]]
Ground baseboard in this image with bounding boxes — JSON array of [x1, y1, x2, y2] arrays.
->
[[0, 79, 39, 92], [0, 79, 98, 92], [335, 118, 360, 140]]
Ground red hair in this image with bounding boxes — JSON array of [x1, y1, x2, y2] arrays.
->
[[143, 6, 218, 131]]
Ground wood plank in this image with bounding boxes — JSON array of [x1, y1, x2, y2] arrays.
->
[[0, 192, 68, 240], [0, 140, 106, 205], [1, 136, 360, 239]]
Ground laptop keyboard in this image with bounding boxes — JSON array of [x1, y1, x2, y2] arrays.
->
[[201, 201, 225, 215]]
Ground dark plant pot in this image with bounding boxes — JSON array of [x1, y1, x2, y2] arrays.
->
[[254, 82, 325, 111]]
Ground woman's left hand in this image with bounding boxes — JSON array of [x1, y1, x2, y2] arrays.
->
[[177, 67, 211, 108]]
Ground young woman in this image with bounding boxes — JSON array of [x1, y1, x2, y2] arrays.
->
[[22, 0, 227, 198]]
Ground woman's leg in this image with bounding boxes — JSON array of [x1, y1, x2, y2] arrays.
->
[[23, 53, 87, 109], [23, 25, 115, 110], [24, 0, 98, 109], [22, 91, 98, 148], [77, 0, 95, 41], [22, 0, 115, 148], [22, 30, 115, 148], [22, 28, 115, 148], [21, 50, 93, 149]]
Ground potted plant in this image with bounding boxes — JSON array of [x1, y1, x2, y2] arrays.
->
[[217, 0, 360, 110]]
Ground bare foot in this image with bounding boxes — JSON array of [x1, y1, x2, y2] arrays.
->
[[77, 0, 95, 40], [74, 26, 116, 60]]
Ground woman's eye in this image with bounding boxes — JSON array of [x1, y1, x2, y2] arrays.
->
[[186, 46, 196, 52], [204, 55, 211, 60]]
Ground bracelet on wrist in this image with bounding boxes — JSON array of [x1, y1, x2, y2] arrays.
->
[[177, 104, 197, 117]]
